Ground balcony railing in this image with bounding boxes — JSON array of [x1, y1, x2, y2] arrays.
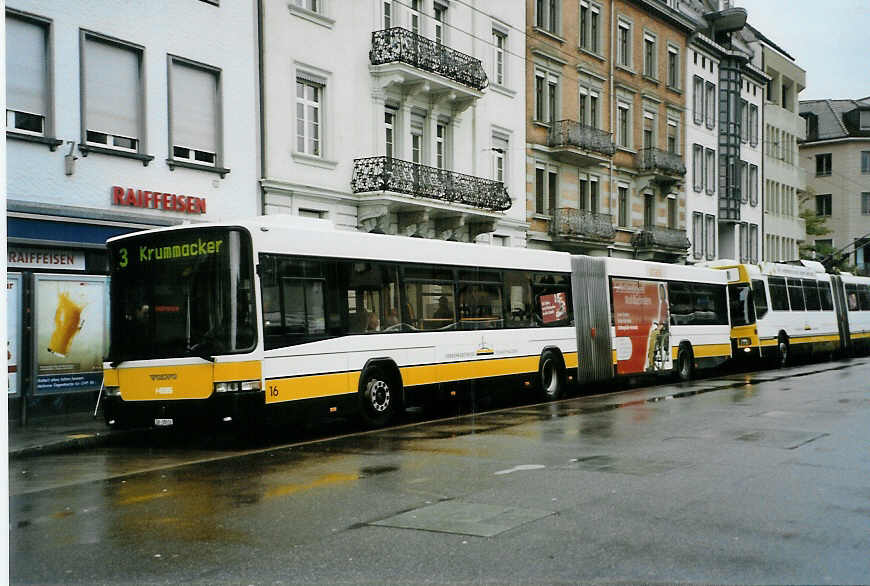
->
[[552, 208, 615, 241], [370, 28, 487, 91], [636, 147, 686, 176], [351, 157, 511, 211], [547, 120, 616, 156], [632, 225, 691, 250]]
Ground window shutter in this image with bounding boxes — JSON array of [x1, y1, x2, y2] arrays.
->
[[85, 38, 139, 138], [172, 61, 217, 153], [6, 17, 47, 116]]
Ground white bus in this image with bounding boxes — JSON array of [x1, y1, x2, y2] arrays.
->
[[101, 217, 733, 429], [713, 260, 870, 364]]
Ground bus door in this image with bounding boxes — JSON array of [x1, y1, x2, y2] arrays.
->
[[830, 275, 852, 356], [610, 278, 672, 375]]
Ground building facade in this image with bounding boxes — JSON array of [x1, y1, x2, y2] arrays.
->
[[747, 28, 807, 262], [259, 0, 527, 245], [525, 0, 694, 263], [5, 1, 260, 417], [799, 97, 870, 275]]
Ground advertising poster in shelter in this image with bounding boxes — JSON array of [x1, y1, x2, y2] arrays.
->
[[611, 278, 671, 374], [7, 273, 22, 396], [34, 274, 109, 394]]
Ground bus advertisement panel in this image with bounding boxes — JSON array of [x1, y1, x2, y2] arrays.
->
[[612, 278, 671, 375]]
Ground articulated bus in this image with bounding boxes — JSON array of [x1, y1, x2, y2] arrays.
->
[[102, 217, 731, 429], [713, 260, 870, 365]]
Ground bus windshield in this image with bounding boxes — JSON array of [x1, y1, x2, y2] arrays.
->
[[728, 282, 755, 327], [108, 228, 256, 361]]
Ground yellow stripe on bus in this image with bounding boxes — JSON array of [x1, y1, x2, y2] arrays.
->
[[761, 334, 842, 346], [267, 371, 360, 404], [670, 343, 732, 359], [214, 360, 261, 382]]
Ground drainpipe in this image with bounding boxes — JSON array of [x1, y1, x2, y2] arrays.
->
[[608, 0, 615, 257], [257, 0, 267, 216]]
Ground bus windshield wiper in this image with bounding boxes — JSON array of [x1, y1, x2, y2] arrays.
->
[[187, 340, 216, 362]]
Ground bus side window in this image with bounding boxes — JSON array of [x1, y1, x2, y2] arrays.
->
[[768, 277, 789, 311], [668, 281, 693, 325], [845, 283, 858, 311], [859, 284, 870, 311], [802, 279, 821, 311], [504, 271, 533, 328], [458, 282, 503, 330], [786, 278, 805, 311], [752, 279, 769, 319], [818, 281, 834, 311], [533, 273, 572, 326]]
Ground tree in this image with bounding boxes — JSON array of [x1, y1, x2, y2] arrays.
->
[[797, 188, 855, 273]]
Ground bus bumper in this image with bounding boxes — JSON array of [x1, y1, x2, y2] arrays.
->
[[103, 391, 266, 429]]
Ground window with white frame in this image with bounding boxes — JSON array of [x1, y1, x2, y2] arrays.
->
[[861, 192, 870, 215], [693, 76, 704, 125], [693, 144, 703, 191], [692, 212, 703, 259], [435, 122, 448, 169], [749, 164, 758, 206], [642, 110, 655, 150], [667, 45, 679, 89], [739, 221, 749, 262], [579, 177, 588, 210], [667, 118, 678, 154], [82, 32, 144, 153], [705, 214, 715, 260], [6, 12, 50, 137], [749, 223, 758, 263], [705, 81, 716, 128], [861, 110, 870, 130], [617, 20, 631, 68], [589, 176, 599, 213], [578, 86, 601, 128], [296, 76, 322, 156], [384, 108, 396, 158], [535, 0, 560, 34], [492, 134, 508, 183], [617, 102, 631, 148], [434, 3, 447, 45], [861, 151, 870, 174], [535, 163, 559, 215], [740, 161, 748, 203], [667, 197, 677, 229], [410, 112, 424, 164], [740, 99, 748, 142], [705, 148, 715, 194], [749, 104, 758, 146], [294, 0, 321, 13], [579, 1, 601, 53], [618, 184, 629, 227], [410, 0, 420, 35], [492, 29, 506, 86], [534, 69, 559, 124], [383, 0, 392, 28], [169, 56, 221, 168], [643, 32, 657, 78]]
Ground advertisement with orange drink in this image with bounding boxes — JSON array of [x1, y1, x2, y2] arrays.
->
[[35, 275, 109, 394], [8, 273, 22, 396]]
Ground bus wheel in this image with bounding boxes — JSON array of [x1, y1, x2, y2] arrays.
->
[[777, 337, 790, 368], [538, 350, 565, 400], [359, 367, 396, 427], [677, 346, 694, 381]]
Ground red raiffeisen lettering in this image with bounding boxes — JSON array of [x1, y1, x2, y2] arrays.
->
[[112, 186, 206, 214]]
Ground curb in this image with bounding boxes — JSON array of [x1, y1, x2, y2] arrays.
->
[[10, 428, 140, 460]]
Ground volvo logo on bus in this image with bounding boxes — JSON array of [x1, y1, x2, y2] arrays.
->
[[150, 373, 178, 381]]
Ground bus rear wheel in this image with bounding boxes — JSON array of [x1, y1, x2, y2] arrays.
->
[[538, 350, 565, 400], [777, 337, 790, 368], [358, 367, 397, 427], [677, 346, 694, 381]]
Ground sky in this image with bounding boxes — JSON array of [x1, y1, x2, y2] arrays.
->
[[736, 0, 870, 101]]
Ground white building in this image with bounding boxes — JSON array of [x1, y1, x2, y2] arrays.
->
[[5, 1, 260, 411], [679, 0, 766, 264], [746, 28, 807, 262], [259, 0, 527, 245]]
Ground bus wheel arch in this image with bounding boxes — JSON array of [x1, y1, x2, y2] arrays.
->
[[676, 342, 694, 381], [357, 359, 403, 427], [538, 347, 566, 400]]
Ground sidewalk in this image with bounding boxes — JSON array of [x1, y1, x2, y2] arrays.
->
[[7, 411, 132, 459]]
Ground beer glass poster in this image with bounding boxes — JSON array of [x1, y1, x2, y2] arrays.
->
[[7, 273, 22, 396], [35, 275, 109, 394]]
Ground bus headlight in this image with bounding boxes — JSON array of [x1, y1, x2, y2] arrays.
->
[[738, 337, 752, 347], [214, 380, 262, 393], [104, 386, 121, 397]]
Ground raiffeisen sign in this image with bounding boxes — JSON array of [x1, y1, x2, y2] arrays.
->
[[111, 185, 207, 215]]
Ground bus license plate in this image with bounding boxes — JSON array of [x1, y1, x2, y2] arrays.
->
[[154, 418, 174, 427]]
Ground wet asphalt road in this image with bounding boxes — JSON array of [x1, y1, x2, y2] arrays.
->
[[10, 358, 870, 584]]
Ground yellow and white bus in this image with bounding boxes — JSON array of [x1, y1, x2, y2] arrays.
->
[[101, 217, 734, 429], [713, 260, 870, 364]]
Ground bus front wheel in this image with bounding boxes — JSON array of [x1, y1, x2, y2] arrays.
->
[[677, 346, 694, 382], [538, 350, 565, 400], [358, 367, 397, 427]]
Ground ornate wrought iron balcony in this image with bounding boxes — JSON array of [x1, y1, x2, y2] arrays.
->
[[632, 225, 691, 251], [548, 121, 616, 157], [370, 28, 487, 91], [552, 208, 615, 241], [635, 147, 686, 176], [351, 157, 511, 212]]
